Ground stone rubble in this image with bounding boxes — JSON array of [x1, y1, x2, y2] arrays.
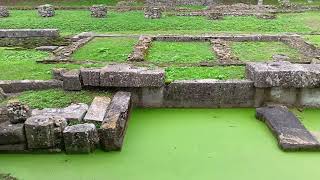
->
[[90, 5, 107, 18], [6, 102, 31, 124], [144, 7, 162, 19], [210, 39, 239, 63], [128, 36, 153, 61], [38, 4, 55, 17], [0, 6, 9, 18]]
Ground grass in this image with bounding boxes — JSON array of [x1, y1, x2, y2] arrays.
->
[[291, 0, 320, 5], [72, 37, 137, 62], [0, 47, 103, 80], [303, 35, 320, 47], [147, 41, 216, 64], [0, 0, 132, 6], [1, 89, 112, 109], [0, 10, 318, 35], [165, 66, 245, 82], [231, 41, 302, 62]]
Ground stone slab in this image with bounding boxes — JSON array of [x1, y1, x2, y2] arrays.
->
[[100, 64, 165, 87], [62, 70, 82, 91], [63, 123, 99, 153], [0, 80, 62, 93], [256, 106, 320, 150], [99, 91, 132, 151], [35, 46, 59, 52], [0, 144, 26, 152], [246, 61, 320, 88], [0, 121, 25, 145], [80, 68, 101, 86], [84, 96, 111, 125], [0, 29, 59, 38], [32, 103, 88, 124], [164, 79, 255, 107]]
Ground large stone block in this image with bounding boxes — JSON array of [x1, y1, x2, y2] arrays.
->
[[164, 79, 255, 107], [0, 80, 62, 93], [25, 115, 67, 149], [80, 68, 101, 86], [32, 103, 88, 124], [63, 123, 99, 153], [99, 91, 132, 151], [100, 64, 165, 87], [84, 96, 111, 125], [246, 61, 320, 88], [62, 70, 82, 91], [140, 87, 164, 107], [256, 106, 320, 151], [299, 88, 320, 107], [0, 29, 59, 38], [0, 144, 26, 152], [0, 121, 25, 145], [267, 87, 297, 105]]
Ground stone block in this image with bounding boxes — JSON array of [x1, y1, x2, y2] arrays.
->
[[0, 144, 26, 152], [140, 87, 164, 107], [62, 70, 82, 91], [63, 123, 99, 153], [84, 96, 111, 125], [32, 103, 88, 124], [164, 79, 255, 107], [0, 87, 6, 101], [0, 106, 8, 123], [35, 46, 59, 52], [90, 5, 107, 18], [0, 80, 62, 93], [25, 115, 67, 149], [100, 64, 165, 87], [299, 88, 320, 107], [38, 4, 55, 17], [0, 121, 25, 145], [246, 61, 320, 88], [0, 29, 59, 38], [267, 87, 297, 105], [144, 7, 162, 19], [99, 91, 132, 151], [80, 68, 101, 86], [0, 6, 9, 18], [256, 106, 320, 151], [52, 68, 67, 81], [7, 102, 31, 124], [207, 12, 223, 20]]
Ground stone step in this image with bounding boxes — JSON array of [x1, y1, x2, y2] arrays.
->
[[256, 106, 320, 151], [99, 91, 132, 151]]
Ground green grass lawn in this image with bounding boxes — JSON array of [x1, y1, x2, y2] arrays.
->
[[0, 0, 135, 6], [230, 41, 302, 62], [165, 66, 245, 82], [72, 37, 137, 62], [291, 0, 320, 5], [147, 41, 216, 64], [0, 89, 111, 109], [0, 10, 318, 35], [0, 47, 103, 80], [303, 35, 320, 47]]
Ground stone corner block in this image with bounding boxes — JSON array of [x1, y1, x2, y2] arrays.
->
[[62, 69, 82, 91], [80, 68, 101, 87]]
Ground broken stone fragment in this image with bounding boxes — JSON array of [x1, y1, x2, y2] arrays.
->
[[62, 69, 82, 91], [99, 91, 132, 151], [90, 5, 107, 18], [6, 102, 31, 124], [144, 7, 162, 19], [38, 4, 55, 17], [84, 96, 111, 126], [25, 115, 67, 149], [0, 6, 9, 18], [0, 121, 25, 145], [256, 105, 320, 151], [32, 103, 88, 124], [63, 123, 99, 153]]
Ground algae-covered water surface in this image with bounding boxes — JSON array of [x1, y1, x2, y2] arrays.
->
[[1, 108, 320, 180]]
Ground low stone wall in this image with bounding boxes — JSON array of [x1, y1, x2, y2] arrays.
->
[[0, 80, 62, 93]]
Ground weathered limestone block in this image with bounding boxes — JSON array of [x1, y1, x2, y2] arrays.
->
[[267, 87, 297, 105], [63, 123, 99, 153], [144, 7, 162, 19], [52, 68, 67, 81], [99, 91, 132, 151], [100, 64, 165, 87], [140, 87, 164, 107], [128, 36, 153, 62], [0, 80, 62, 93], [6, 102, 31, 124], [0, 6, 9, 18], [0, 144, 26, 152], [0, 106, 8, 123], [256, 106, 320, 151], [84, 96, 111, 125], [80, 68, 101, 86], [0, 29, 59, 38], [246, 61, 320, 88], [0, 121, 25, 145], [38, 4, 55, 17], [25, 115, 67, 149], [164, 79, 255, 107], [62, 70, 82, 91], [207, 12, 223, 20], [35, 46, 59, 52], [299, 88, 320, 107], [90, 5, 107, 18], [32, 103, 88, 124], [0, 88, 6, 101]]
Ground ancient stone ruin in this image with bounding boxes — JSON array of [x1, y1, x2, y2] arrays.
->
[[38, 4, 55, 17], [144, 7, 162, 19], [0, 6, 9, 18], [90, 5, 107, 18]]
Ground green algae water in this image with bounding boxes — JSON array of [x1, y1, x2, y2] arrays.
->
[[1, 108, 320, 180]]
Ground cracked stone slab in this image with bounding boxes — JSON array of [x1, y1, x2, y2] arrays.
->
[[32, 103, 88, 124], [246, 61, 320, 88], [84, 96, 111, 126], [256, 106, 320, 151], [99, 91, 132, 151], [100, 64, 165, 87]]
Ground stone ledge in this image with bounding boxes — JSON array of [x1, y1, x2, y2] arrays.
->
[[164, 79, 255, 107], [0, 80, 62, 93], [0, 29, 59, 38]]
